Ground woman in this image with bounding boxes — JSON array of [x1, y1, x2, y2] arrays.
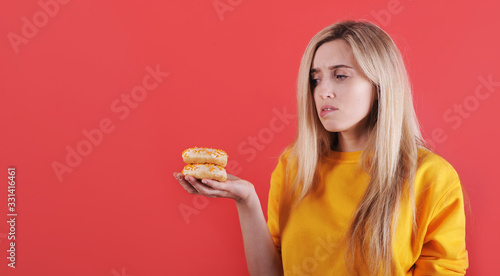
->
[[173, 20, 468, 275]]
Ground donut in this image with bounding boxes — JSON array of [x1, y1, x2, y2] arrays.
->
[[182, 147, 228, 167], [182, 164, 227, 182]]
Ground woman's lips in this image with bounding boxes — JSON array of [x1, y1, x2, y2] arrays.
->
[[320, 105, 338, 117]]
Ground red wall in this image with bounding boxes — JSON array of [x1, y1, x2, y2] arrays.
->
[[1, 0, 498, 275]]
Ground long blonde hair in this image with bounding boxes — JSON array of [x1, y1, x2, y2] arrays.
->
[[283, 20, 429, 275]]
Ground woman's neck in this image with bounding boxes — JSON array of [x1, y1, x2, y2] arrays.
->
[[332, 118, 370, 152], [334, 133, 367, 152]]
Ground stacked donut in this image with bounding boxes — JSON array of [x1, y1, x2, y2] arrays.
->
[[181, 147, 228, 182]]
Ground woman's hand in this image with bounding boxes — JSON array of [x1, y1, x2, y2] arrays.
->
[[173, 172, 256, 204]]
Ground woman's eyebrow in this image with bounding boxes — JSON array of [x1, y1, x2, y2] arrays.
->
[[310, 64, 354, 75]]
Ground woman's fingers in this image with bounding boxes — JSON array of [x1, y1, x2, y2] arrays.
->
[[186, 176, 237, 199], [226, 174, 241, 181], [173, 172, 199, 194], [173, 172, 252, 201], [201, 178, 227, 191], [201, 178, 254, 203]]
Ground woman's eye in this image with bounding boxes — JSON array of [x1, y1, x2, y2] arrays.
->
[[311, 79, 320, 85], [336, 74, 347, 80]]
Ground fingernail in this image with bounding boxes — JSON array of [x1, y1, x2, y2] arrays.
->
[[201, 180, 207, 184]]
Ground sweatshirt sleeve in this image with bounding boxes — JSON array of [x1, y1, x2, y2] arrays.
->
[[267, 155, 285, 254], [413, 181, 469, 275]]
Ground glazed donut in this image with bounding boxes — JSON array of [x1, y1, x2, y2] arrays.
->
[[182, 164, 227, 182], [182, 147, 228, 167]]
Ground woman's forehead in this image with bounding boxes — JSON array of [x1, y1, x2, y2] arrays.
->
[[312, 40, 355, 70]]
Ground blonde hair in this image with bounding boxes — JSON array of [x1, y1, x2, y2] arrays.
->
[[283, 20, 430, 275]]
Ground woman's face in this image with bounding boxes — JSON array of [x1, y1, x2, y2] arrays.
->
[[311, 39, 376, 135]]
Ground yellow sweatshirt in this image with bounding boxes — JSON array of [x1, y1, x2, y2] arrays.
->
[[267, 148, 468, 275]]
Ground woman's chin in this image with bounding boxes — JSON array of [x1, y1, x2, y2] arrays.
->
[[322, 125, 345, 133]]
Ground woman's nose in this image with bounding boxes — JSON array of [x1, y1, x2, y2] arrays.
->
[[318, 82, 335, 99]]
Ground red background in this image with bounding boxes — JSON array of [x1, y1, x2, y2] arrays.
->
[[1, 0, 499, 275]]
